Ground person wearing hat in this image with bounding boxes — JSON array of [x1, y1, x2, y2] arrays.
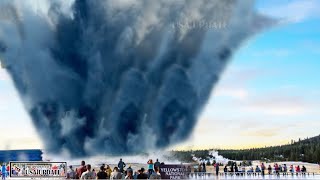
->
[[137, 168, 148, 179]]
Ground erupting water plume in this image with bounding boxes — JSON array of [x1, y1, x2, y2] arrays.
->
[[0, 0, 273, 157]]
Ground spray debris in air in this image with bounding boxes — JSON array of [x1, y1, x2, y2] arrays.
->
[[0, 0, 274, 157]]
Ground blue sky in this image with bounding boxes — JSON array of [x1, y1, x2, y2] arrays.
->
[[1, 0, 320, 150], [175, 0, 320, 150]]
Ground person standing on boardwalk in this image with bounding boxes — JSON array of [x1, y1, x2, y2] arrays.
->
[[224, 166, 228, 176], [154, 159, 161, 170], [149, 167, 161, 179], [111, 167, 122, 179], [261, 163, 265, 176], [215, 163, 219, 176], [118, 158, 126, 173], [202, 162, 206, 173], [268, 165, 272, 175], [147, 159, 154, 177], [105, 165, 112, 178], [80, 164, 95, 179], [76, 161, 87, 179], [137, 168, 148, 179], [67, 165, 76, 179], [1, 164, 6, 180], [96, 166, 108, 179]]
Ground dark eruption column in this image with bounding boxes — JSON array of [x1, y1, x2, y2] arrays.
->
[[0, 0, 274, 156]]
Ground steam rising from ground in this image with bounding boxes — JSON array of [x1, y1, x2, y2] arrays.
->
[[0, 0, 273, 157], [192, 150, 230, 165]]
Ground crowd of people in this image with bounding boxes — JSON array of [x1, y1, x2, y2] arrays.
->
[[190, 161, 310, 177], [67, 158, 163, 179], [0, 159, 315, 179], [220, 162, 308, 176], [67, 159, 316, 179]]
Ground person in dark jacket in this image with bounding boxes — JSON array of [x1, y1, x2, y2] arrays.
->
[[302, 166, 307, 176], [126, 165, 133, 175], [268, 165, 272, 175], [97, 166, 108, 179], [224, 166, 228, 176], [137, 168, 148, 179], [118, 158, 126, 173], [235, 163, 239, 175], [215, 163, 219, 176], [154, 159, 161, 170], [230, 164, 234, 173], [202, 162, 206, 173]]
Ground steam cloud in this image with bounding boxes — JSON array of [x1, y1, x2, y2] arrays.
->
[[192, 150, 230, 165], [0, 0, 273, 157]]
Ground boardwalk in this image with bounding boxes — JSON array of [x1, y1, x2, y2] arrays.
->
[[188, 172, 320, 179]]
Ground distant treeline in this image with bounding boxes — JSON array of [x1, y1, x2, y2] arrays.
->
[[171, 135, 320, 164]]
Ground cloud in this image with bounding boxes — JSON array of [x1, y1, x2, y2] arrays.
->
[[212, 67, 262, 100], [214, 87, 248, 99], [240, 127, 282, 137], [2, 137, 43, 150], [243, 94, 319, 116], [259, 0, 320, 24], [211, 65, 319, 116], [246, 99, 307, 115]]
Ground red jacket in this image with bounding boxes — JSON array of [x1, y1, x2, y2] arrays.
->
[[76, 166, 87, 179]]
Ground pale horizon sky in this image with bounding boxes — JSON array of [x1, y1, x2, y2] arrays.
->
[[1, 0, 320, 151]]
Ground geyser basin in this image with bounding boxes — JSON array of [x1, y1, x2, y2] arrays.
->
[[0, 0, 273, 157]]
